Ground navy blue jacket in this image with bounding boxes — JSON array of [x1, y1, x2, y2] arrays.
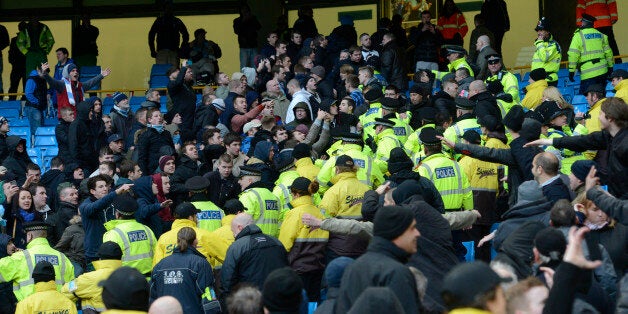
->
[[542, 177, 573, 206], [151, 247, 216, 314], [79, 191, 117, 259]]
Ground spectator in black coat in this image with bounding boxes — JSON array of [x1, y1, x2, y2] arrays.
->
[[55, 107, 74, 164], [380, 33, 406, 91], [68, 100, 97, 173], [232, 4, 261, 69], [327, 17, 358, 58], [409, 10, 442, 72], [292, 6, 318, 40], [2, 136, 32, 186], [480, 0, 509, 55], [468, 80, 502, 121], [194, 94, 219, 141], [49, 183, 80, 245], [148, 3, 189, 66], [0, 116, 9, 164], [167, 66, 196, 142], [39, 157, 66, 211], [170, 142, 201, 206], [390, 14, 408, 49], [204, 154, 241, 207], [136, 109, 175, 175], [532, 151, 573, 205]]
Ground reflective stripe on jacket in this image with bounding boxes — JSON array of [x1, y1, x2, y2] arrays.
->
[[103, 219, 156, 275], [240, 187, 282, 238], [568, 28, 613, 80], [416, 153, 474, 211]]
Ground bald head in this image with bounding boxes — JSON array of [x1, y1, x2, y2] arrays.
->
[[149, 296, 183, 314], [231, 213, 254, 237], [469, 80, 487, 96], [534, 152, 560, 176], [478, 35, 490, 46]]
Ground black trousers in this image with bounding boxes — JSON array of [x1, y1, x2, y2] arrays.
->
[[299, 270, 324, 302], [8, 65, 26, 100]]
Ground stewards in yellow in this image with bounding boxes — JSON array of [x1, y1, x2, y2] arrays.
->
[[153, 202, 229, 268], [187, 176, 224, 232], [61, 241, 123, 313], [274, 149, 301, 215], [416, 127, 474, 212], [293, 143, 320, 181], [212, 199, 246, 245], [584, 84, 606, 132], [15, 261, 77, 314], [318, 155, 371, 260], [278, 177, 328, 302], [358, 88, 384, 141], [521, 68, 549, 110], [443, 97, 481, 156], [0, 221, 74, 301], [317, 132, 384, 192], [103, 194, 156, 276], [611, 69, 628, 102], [238, 165, 282, 238], [372, 117, 403, 173], [568, 13, 613, 95], [531, 18, 562, 85]]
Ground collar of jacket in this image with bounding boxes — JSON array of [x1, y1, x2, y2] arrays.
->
[[375, 128, 396, 141], [422, 152, 449, 163], [172, 219, 197, 230], [59, 202, 78, 211], [93, 259, 122, 270], [173, 246, 205, 259], [331, 171, 358, 185], [295, 157, 314, 168], [290, 195, 314, 208], [34, 281, 57, 292], [235, 224, 263, 240], [103, 218, 135, 231], [26, 237, 50, 249], [221, 214, 236, 227], [367, 236, 411, 263], [455, 113, 476, 123]]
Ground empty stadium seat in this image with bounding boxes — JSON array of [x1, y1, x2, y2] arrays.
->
[[522, 71, 530, 82], [573, 103, 588, 114], [34, 135, 57, 147], [0, 109, 20, 119], [557, 68, 570, 78], [606, 91, 615, 97], [514, 73, 522, 82], [151, 64, 172, 77], [44, 117, 59, 126], [27, 148, 39, 159], [558, 86, 574, 103], [8, 127, 31, 147], [130, 96, 145, 106], [0, 100, 22, 110], [103, 97, 114, 106], [150, 76, 169, 89], [8, 118, 29, 127], [613, 63, 628, 72], [35, 126, 56, 136], [572, 94, 587, 105], [41, 146, 59, 158]]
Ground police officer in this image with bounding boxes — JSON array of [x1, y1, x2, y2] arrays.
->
[[380, 97, 412, 145], [358, 88, 384, 141], [405, 106, 437, 157], [568, 13, 614, 95], [238, 165, 282, 238], [531, 17, 562, 86], [273, 149, 300, 215], [103, 194, 156, 276], [372, 117, 404, 173], [434, 45, 474, 81], [186, 176, 224, 232], [485, 54, 520, 103], [0, 221, 74, 301], [417, 127, 474, 260], [443, 97, 482, 156], [153, 202, 229, 269]]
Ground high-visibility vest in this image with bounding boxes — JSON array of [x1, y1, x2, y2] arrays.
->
[[416, 153, 474, 211], [532, 36, 562, 82], [443, 116, 482, 159], [193, 200, 225, 232], [317, 144, 385, 193], [389, 116, 412, 144], [0, 237, 74, 301], [568, 27, 613, 80], [576, 0, 617, 28], [434, 57, 474, 81], [273, 169, 300, 217], [405, 123, 436, 155], [486, 70, 521, 104], [359, 103, 383, 140], [239, 187, 282, 238], [103, 219, 156, 275]]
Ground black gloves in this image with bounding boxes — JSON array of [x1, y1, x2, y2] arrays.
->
[[365, 135, 377, 152]]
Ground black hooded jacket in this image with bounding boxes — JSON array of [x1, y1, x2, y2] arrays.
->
[[136, 127, 175, 175], [470, 90, 502, 122], [493, 198, 552, 251], [492, 221, 546, 279], [68, 100, 97, 172], [2, 136, 32, 185]]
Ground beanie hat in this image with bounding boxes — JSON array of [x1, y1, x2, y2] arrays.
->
[[295, 124, 309, 135], [100, 267, 150, 312], [534, 227, 566, 261], [98, 241, 123, 260], [387, 147, 414, 174], [324, 257, 354, 288], [364, 88, 384, 102], [62, 63, 78, 79], [571, 160, 596, 182], [503, 105, 525, 132], [373, 206, 415, 240], [462, 129, 482, 144], [392, 180, 423, 205], [223, 199, 245, 215], [291, 177, 311, 192], [478, 115, 500, 132], [310, 66, 326, 78], [263, 267, 303, 312], [529, 68, 547, 81], [112, 92, 128, 104], [292, 143, 311, 160], [158, 155, 175, 172], [514, 180, 545, 207], [32, 261, 55, 283]]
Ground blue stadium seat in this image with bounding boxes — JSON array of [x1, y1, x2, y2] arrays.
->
[[573, 104, 588, 114], [150, 76, 169, 89], [8, 118, 29, 127], [41, 146, 59, 158], [514, 73, 522, 82], [8, 127, 31, 147], [522, 72, 530, 82], [614, 63, 628, 72], [462, 241, 475, 262], [151, 64, 172, 77], [80, 66, 101, 76], [558, 86, 574, 103], [606, 91, 615, 97], [130, 96, 145, 106], [30, 157, 42, 169], [0, 100, 22, 110], [27, 148, 39, 159], [130, 104, 141, 113], [103, 105, 113, 115], [572, 94, 587, 105], [557, 68, 570, 78], [35, 126, 56, 136], [34, 136, 57, 147], [103, 97, 114, 106], [0, 109, 20, 119], [44, 117, 59, 126], [606, 82, 614, 92]]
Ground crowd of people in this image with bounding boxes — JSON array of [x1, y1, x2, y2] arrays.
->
[[0, 0, 628, 313]]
